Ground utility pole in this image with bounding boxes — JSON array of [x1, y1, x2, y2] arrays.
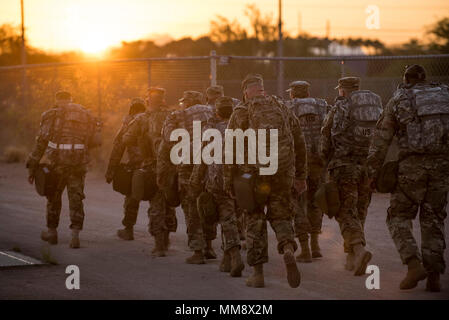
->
[[20, 0, 28, 108], [277, 0, 284, 97]]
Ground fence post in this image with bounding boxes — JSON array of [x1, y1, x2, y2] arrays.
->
[[147, 60, 152, 89], [210, 50, 217, 86], [97, 62, 102, 118], [340, 59, 345, 78]]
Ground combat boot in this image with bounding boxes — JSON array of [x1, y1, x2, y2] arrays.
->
[[345, 251, 355, 271], [203, 240, 217, 259], [283, 243, 301, 288], [296, 239, 312, 263], [246, 264, 264, 288], [353, 244, 372, 276], [426, 272, 441, 292], [400, 258, 427, 290], [310, 233, 322, 258], [41, 228, 58, 245], [152, 233, 166, 257], [186, 250, 205, 264], [117, 227, 134, 241], [229, 246, 244, 277], [70, 229, 80, 249], [219, 251, 231, 272]]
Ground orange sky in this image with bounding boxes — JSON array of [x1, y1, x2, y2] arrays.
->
[[1, 0, 448, 54]]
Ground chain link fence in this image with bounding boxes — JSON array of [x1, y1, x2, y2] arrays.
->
[[1, 53, 448, 162]]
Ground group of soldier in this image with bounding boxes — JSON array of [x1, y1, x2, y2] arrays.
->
[[26, 64, 448, 293]]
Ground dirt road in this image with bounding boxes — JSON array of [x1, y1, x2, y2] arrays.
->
[[0, 163, 448, 299]]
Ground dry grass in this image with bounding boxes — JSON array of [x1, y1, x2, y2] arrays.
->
[[3, 145, 28, 163]]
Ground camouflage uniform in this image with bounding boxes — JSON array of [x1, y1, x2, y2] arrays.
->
[[287, 82, 328, 242], [122, 100, 177, 236], [26, 96, 98, 231], [158, 91, 214, 251], [224, 82, 307, 267], [190, 114, 241, 252], [106, 110, 145, 229], [321, 77, 382, 253], [367, 81, 449, 274]]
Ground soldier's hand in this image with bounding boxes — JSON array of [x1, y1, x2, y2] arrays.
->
[[367, 178, 376, 191], [294, 178, 307, 195], [105, 172, 113, 184], [28, 175, 34, 185]]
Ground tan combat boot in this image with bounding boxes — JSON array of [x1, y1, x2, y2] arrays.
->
[[296, 239, 312, 263], [186, 250, 205, 264], [204, 240, 217, 259], [219, 251, 231, 272], [117, 227, 134, 241], [345, 251, 355, 271], [353, 244, 372, 276], [310, 233, 322, 258], [229, 246, 244, 277], [70, 229, 80, 249], [400, 258, 427, 290], [41, 228, 58, 245], [152, 233, 166, 257], [426, 272, 441, 292], [283, 243, 301, 288], [246, 264, 264, 288]]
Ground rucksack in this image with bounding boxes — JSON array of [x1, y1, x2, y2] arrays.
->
[[331, 90, 382, 158], [246, 95, 295, 174], [404, 84, 449, 155], [289, 98, 326, 160]]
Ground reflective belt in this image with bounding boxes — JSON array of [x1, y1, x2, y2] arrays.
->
[[48, 141, 85, 150]]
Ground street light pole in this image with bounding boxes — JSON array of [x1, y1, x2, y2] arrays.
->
[[20, 0, 27, 109], [277, 0, 284, 97]]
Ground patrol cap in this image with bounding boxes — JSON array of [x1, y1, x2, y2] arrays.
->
[[215, 96, 234, 109], [241, 74, 264, 91], [335, 77, 360, 90], [179, 90, 203, 103], [148, 87, 166, 96], [55, 90, 72, 100], [404, 64, 426, 80], [286, 80, 310, 92], [206, 85, 224, 99]]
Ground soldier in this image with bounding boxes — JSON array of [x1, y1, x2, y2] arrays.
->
[[205, 85, 224, 110], [190, 96, 244, 277], [224, 74, 308, 288], [105, 98, 146, 241], [121, 88, 178, 256], [320, 77, 382, 275], [157, 91, 214, 264], [26, 91, 100, 248], [367, 65, 449, 292], [286, 81, 328, 262]]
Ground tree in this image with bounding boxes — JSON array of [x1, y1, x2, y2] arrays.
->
[[209, 16, 247, 43], [427, 17, 449, 53]]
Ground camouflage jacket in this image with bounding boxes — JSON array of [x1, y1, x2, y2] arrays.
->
[[26, 103, 96, 173], [223, 95, 307, 192], [122, 105, 171, 168], [367, 82, 449, 178], [190, 117, 228, 194], [105, 113, 143, 178]]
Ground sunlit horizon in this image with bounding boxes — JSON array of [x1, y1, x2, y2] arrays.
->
[[1, 0, 449, 55]]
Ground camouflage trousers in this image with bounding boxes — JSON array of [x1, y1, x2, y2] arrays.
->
[[387, 155, 449, 274], [236, 207, 246, 241], [122, 191, 177, 235], [294, 163, 325, 241], [329, 164, 372, 253], [201, 191, 241, 252], [246, 173, 298, 266], [46, 166, 86, 230]]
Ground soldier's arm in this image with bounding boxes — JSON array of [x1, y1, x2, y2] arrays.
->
[[105, 119, 129, 181], [156, 138, 175, 188], [289, 112, 307, 180], [122, 116, 141, 147], [367, 97, 399, 179], [320, 107, 336, 164], [26, 109, 55, 177]]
